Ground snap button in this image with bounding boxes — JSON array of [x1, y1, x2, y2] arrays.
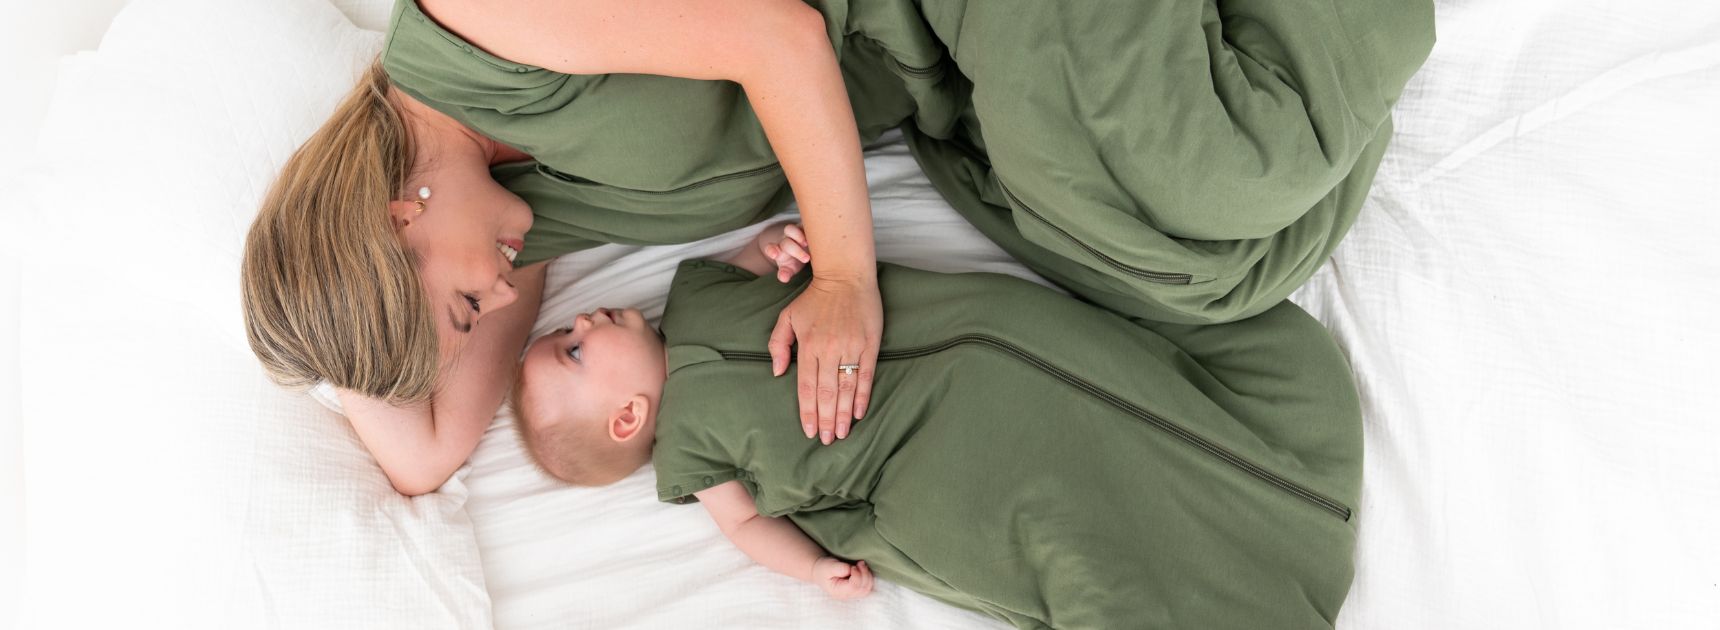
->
[[702, 475, 715, 485], [515, 66, 529, 73], [671, 485, 683, 495]]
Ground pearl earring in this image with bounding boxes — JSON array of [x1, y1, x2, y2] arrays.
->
[[412, 186, 431, 213]]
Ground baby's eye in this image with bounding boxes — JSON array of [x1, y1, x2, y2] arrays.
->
[[566, 345, 582, 362], [464, 294, 482, 313]]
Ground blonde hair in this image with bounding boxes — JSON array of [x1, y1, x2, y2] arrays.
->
[[240, 61, 438, 405], [511, 364, 649, 486]]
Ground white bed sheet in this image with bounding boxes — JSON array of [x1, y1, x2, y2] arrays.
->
[[1298, 2, 1720, 626], [462, 1, 1720, 628]]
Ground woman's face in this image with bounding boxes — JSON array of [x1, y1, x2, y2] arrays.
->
[[394, 152, 534, 356]]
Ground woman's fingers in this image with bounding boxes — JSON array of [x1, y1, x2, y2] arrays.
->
[[835, 356, 856, 439], [769, 312, 794, 377], [770, 312, 817, 438], [815, 349, 839, 444], [853, 349, 876, 421], [799, 350, 820, 440]]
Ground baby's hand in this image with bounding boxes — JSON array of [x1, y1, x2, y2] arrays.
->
[[757, 222, 811, 283], [812, 557, 873, 600]]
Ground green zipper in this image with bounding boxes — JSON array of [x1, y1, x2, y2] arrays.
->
[[998, 185, 1194, 284], [892, 57, 946, 79], [538, 162, 783, 195], [721, 334, 1350, 521]]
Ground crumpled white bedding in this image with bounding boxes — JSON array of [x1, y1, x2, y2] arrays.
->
[[15, 0, 1719, 628], [1292, 2, 1720, 626]]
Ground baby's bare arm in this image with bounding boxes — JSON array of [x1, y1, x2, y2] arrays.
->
[[695, 480, 873, 598], [697, 481, 826, 580]]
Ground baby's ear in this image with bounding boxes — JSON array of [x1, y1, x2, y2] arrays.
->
[[609, 395, 652, 443]]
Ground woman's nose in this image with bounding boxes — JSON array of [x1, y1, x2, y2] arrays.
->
[[488, 275, 519, 310]]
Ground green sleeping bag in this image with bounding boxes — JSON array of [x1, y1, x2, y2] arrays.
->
[[894, 0, 1435, 323], [652, 260, 1364, 629], [381, 0, 1434, 324]]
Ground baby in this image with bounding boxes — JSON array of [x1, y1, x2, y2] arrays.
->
[[514, 223, 1366, 628], [513, 223, 874, 598]]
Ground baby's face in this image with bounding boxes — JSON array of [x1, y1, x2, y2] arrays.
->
[[522, 307, 668, 416]]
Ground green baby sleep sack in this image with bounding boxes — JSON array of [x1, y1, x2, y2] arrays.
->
[[652, 260, 1365, 629]]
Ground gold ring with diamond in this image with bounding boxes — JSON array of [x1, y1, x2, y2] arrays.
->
[[837, 364, 860, 375]]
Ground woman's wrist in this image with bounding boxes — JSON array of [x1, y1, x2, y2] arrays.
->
[[808, 247, 877, 286], [811, 267, 878, 287]]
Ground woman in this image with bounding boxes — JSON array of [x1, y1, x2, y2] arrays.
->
[[245, 0, 885, 495], [243, 0, 1434, 495]]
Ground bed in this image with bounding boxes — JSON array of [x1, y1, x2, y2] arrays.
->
[[11, 0, 1719, 628]]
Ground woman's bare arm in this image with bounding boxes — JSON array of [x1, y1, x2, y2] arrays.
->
[[422, 0, 884, 446], [340, 261, 548, 496]]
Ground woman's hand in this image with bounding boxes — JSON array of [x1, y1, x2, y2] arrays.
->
[[769, 273, 882, 445], [812, 558, 874, 600]]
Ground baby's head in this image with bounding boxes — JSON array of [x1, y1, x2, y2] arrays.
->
[[513, 307, 669, 486]]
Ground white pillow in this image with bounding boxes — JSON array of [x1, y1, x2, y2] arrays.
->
[[19, 0, 491, 628]]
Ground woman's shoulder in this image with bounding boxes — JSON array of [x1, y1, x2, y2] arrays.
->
[[383, 0, 545, 82], [380, 0, 574, 145]]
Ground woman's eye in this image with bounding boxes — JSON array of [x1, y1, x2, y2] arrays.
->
[[464, 294, 482, 313], [566, 345, 582, 362]]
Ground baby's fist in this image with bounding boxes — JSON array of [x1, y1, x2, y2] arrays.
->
[[758, 222, 811, 283], [813, 557, 873, 600]]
